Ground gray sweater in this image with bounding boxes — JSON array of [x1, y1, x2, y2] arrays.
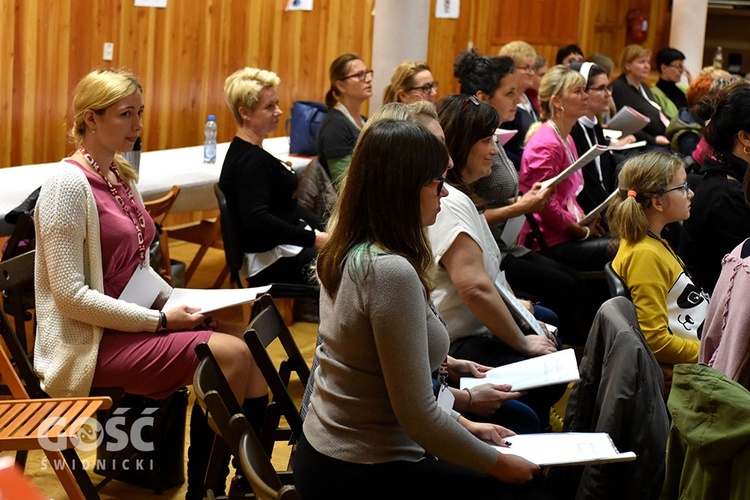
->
[[303, 253, 498, 473]]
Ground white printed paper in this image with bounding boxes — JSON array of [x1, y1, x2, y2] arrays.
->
[[460, 348, 580, 392], [494, 432, 636, 467], [118, 266, 164, 308], [163, 286, 271, 314], [435, 0, 460, 18]]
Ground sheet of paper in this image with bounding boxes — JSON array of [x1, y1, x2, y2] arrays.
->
[[579, 190, 619, 226], [500, 215, 525, 247], [494, 272, 544, 336], [163, 285, 271, 314], [496, 128, 518, 146], [602, 129, 622, 140], [118, 266, 164, 308], [608, 140, 647, 151], [434, 0, 460, 18], [539, 144, 608, 191], [606, 106, 651, 137], [460, 348, 580, 391], [493, 432, 637, 467]]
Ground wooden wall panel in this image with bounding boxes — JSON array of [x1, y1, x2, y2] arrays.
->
[[1, 0, 374, 168], [1, 0, 672, 170], [427, 0, 671, 105]]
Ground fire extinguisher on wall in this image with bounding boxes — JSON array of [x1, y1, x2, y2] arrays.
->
[[627, 9, 649, 43]]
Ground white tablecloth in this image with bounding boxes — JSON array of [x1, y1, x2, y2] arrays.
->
[[0, 136, 312, 236]]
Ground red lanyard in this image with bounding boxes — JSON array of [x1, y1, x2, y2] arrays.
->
[[79, 145, 147, 265]]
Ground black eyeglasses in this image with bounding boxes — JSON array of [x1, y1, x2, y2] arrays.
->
[[460, 95, 481, 113], [587, 85, 611, 94], [341, 69, 374, 82], [434, 176, 446, 196], [662, 182, 690, 196], [407, 81, 439, 94]]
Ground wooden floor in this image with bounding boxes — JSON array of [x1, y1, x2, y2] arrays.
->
[[3, 235, 572, 499], [1, 238, 318, 499]]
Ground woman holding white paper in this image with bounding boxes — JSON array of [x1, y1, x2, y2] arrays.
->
[[611, 45, 670, 148], [569, 61, 633, 215], [519, 65, 618, 273], [32, 69, 268, 499], [430, 94, 565, 426], [454, 48, 589, 346], [295, 119, 549, 498]]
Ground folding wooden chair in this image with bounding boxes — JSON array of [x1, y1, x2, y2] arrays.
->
[[143, 184, 181, 285], [214, 183, 318, 323], [193, 342, 251, 499], [167, 208, 227, 288], [0, 252, 112, 500], [233, 414, 301, 500], [243, 295, 309, 462]]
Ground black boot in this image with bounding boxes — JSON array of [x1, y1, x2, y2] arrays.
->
[[186, 401, 230, 499], [242, 394, 269, 436]]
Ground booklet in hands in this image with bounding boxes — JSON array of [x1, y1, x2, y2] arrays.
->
[[460, 348, 580, 392], [493, 432, 637, 467], [606, 106, 650, 137], [539, 144, 608, 191], [579, 190, 619, 226]]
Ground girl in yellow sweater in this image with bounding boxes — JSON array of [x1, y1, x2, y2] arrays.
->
[[608, 151, 708, 385]]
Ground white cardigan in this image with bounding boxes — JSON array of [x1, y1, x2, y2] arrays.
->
[[33, 162, 171, 397]]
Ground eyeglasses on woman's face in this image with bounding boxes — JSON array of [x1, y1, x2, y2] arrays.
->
[[587, 85, 611, 94], [341, 69, 374, 82], [662, 182, 690, 196], [407, 81, 439, 94], [434, 176, 446, 196]]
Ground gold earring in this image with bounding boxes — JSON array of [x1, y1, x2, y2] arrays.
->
[[744, 144, 750, 155]]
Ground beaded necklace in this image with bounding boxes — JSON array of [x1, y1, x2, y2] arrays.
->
[[547, 120, 577, 165], [78, 145, 147, 265]]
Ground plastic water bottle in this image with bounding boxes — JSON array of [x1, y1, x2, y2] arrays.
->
[[713, 46, 723, 70], [203, 114, 217, 164]]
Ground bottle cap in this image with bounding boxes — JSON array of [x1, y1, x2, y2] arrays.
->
[[208, 114, 216, 121]]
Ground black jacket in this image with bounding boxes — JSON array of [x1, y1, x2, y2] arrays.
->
[[563, 297, 669, 500], [611, 74, 667, 145], [570, 121, 619, 214], [679, 152, 750, 294]]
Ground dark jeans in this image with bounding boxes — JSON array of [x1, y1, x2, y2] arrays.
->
[[293, 433, 553, 500], [449, 334, 567, 427], [544, 237, 617, 273], [502, 251, 589, 345]]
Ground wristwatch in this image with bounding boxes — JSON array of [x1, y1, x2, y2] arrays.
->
[[156, 311, 168, 333]]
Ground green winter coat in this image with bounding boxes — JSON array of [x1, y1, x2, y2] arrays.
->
[[661, 363, 750, 500]]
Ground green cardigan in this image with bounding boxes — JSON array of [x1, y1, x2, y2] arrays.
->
[[650, 84, 686, 121]]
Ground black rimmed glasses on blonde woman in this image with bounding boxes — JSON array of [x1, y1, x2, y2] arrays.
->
[[407, 81, 439, 95], [662, 182, 690, 196]]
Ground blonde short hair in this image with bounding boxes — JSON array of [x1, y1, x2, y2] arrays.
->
[[498, 40, 537, 66], [538, 65, 585, 120], [224, 67, 280, 124], [619, 45, 651, 75]]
